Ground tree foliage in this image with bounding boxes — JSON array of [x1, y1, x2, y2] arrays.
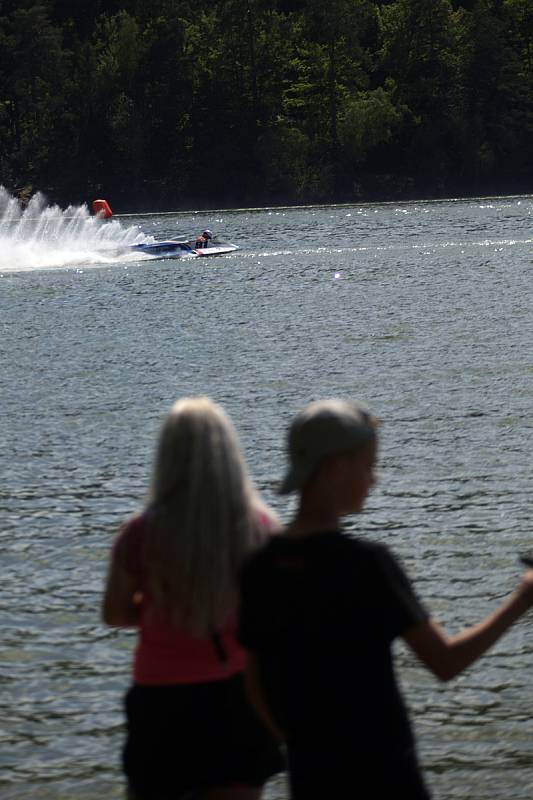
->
[[0, 0, 530, 209]]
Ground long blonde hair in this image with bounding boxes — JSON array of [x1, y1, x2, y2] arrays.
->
[[144, 396, 277, 634]]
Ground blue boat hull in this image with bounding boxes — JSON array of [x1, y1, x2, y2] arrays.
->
[[129, 241, 196, 258], [128, 239, 239, 259]]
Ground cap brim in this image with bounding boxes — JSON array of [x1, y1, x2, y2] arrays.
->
[[278, 467, 299, 494], [277, 462, 312, 494], [278, 477, 294, 494]]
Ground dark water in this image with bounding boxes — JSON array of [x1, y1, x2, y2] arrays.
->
[[1, 196, 533, 798]]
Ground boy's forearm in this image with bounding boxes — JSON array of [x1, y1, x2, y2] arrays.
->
[[445, 586, 532, 676], [406, 580, 533, 681]]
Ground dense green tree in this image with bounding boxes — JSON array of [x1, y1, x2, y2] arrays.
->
[[453, 0, 532, 189], [504, 0, 533, 72], [377, 0, 464, 190], [0, 3, 66, 190], [0, 0, 530, 208]]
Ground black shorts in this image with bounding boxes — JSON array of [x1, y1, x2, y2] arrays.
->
[[286, 735, 431, 800], [123, 673, 284, 799]]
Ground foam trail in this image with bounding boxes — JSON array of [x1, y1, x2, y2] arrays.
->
[[0, 187, 151, 272]]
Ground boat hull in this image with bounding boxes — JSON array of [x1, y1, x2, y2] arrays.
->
[[128, 240, 239, 259], [129, 241, 197, 258], [193, 243, 239, 256]]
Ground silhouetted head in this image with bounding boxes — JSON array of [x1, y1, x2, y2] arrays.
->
[[279, 398, 378, 494]]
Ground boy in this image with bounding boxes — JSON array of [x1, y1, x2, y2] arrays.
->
[[238, 399, 533, 799]]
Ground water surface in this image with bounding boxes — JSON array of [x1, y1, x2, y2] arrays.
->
[[1, 195, 533, 798]]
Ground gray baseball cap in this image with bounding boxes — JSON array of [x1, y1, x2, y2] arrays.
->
[[278, 399, 377, 494]]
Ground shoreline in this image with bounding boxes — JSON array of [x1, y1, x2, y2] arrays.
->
[[112, 191, 533, 219]]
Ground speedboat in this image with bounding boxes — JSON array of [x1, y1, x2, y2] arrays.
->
[[129, 237, 239, 259]]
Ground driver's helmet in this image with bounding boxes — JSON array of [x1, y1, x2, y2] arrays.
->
[[203, 229, 212, 239]]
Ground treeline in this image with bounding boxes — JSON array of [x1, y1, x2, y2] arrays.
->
[[0, 0, 531, 210]]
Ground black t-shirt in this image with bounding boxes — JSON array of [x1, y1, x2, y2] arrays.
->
[[238, 531, 429, 759]]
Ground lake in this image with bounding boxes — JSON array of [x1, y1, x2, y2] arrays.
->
[[1, 194, 533, 799]]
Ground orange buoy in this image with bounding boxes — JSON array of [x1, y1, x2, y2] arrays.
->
[[92, 198, 113, 218]]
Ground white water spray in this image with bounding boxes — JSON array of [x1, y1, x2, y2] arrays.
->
[[0, 187, 152, 273]]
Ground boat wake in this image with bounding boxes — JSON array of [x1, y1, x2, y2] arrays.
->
[[0, 187, 150, 273]]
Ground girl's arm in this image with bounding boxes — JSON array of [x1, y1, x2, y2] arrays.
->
[[403, 571, 533, 681], [244, 654, 285, 742], [102, 560, 143, 627]]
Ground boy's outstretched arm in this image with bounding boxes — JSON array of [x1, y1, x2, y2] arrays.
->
[[245, 654, 286, 742], [403, 570, 533, 682]]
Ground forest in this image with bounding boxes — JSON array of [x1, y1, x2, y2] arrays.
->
[[0, 0, 531, 211]]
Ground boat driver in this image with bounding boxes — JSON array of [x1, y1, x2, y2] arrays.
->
[[195, 229, 212, 248]]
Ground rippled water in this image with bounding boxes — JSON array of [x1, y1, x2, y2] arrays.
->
[[1, 196, 533, 799]]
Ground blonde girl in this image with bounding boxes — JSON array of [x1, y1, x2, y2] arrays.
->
[[103, 397, 283, 800]]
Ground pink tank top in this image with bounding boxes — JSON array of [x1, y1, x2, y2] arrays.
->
[[112, 514, 251, 686]]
